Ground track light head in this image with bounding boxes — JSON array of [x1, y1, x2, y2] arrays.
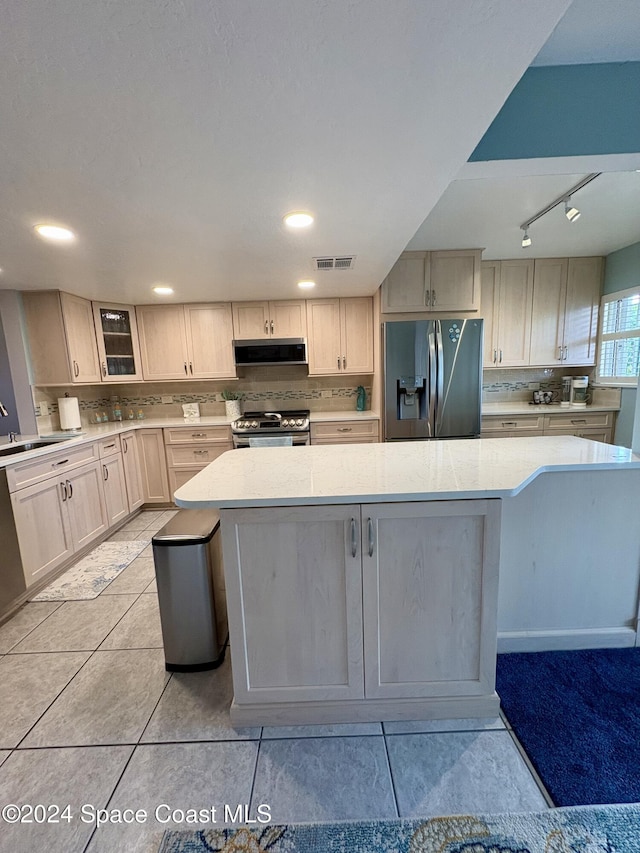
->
[[564, 198, 581, 222], [521, 229, 532, 248]]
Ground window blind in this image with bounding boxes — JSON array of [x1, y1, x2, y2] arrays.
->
[[597, 287, 640, 385]]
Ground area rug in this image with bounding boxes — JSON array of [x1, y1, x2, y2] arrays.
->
[[496, 648, 640, 806], [30, 540, 149, 600], [159, 804, 640, 852]]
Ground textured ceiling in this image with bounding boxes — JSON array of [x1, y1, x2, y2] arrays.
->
[[0, 1, 571, 304]]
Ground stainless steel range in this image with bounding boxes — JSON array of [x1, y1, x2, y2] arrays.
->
[[231, 409, 310, 448]]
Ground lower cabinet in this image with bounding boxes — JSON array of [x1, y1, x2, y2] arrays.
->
[[310, 419, 380, 444], [121, 431, 144, 511], [138, 429, 171, 503], [481, 410, 615, 443], [11, 460, 107, 586], [164, 426, 233, 497], [220, 499, 500, 721], [101, 454, 129, 526]]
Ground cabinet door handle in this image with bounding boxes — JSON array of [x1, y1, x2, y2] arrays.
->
[[194, 449, 209, 456], [189, 362, 193, 374], [102, 361, 107, 377], [60, 482, 67, 501], [122, 438, 128, 453], [191, 433, 207, 438], [350, 518, 357, 558], [424, 288, 430, 307], [337, 356, 341, 370], [563, 345, 568, 360], [558, 346, 563, 361], [73, 360, 79, 377], [431, 289, 436, 306], [52, 458, 69, 467], [66, 479, 73, 499], [342, 356, 346, 369], [337, 427, 353, 432], [571, 419, 587, 424], [367, 517, 374, 557], [103, 442, 116, 449], [493, 349, 497, 364], [502, 422, 517, 427], [184, 362, 188, 374], [270, 320, 274, 334], [264, 320, 269, 335], [103, 464, 109, 481], [499, 349, 503, 363]]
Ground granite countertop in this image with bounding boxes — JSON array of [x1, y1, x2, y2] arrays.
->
[[174, 435, 640, 509]]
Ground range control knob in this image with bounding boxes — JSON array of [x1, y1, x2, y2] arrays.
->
[[282, 419, 289, 427], [237, 421, 245, 428], [251, 421, 258, 428], [295, 419, 303, 426]]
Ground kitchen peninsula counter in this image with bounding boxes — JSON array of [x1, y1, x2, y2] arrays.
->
[[174, 437, 640, 726]]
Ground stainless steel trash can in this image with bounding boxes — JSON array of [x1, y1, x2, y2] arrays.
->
[[152, 509, 227, 672]]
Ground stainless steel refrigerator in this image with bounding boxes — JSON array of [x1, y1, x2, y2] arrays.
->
[[383, 319, 483, 440]]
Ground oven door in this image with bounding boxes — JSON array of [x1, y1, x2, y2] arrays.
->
[[233, 433, 310, 448]]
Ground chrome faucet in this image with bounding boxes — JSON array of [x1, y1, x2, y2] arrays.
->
[[8, 432, 18, 443], [0, 401, 8, 417]]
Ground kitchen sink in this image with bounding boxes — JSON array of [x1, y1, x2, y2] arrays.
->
[[0, 439, 72, 457]]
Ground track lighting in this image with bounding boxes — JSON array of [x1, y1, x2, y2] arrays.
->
[[518, 173, 599, 249], [564, 198, 581, 222]]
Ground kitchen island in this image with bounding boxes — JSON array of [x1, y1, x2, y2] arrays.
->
[[174, 437, 640, 725]]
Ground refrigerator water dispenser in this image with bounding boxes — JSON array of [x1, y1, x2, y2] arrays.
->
[[397, 376, 426, 420]]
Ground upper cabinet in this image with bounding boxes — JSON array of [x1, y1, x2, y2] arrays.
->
[[22, 291, 102, 384], [92, 302, 143, 382], [232, 300, 307, 339], [530, 256, 602, 367], [307, 297, 373, 375], [481, 260, 534, 368], [381, 249, 481, 314], [137, 303, 236, 381]]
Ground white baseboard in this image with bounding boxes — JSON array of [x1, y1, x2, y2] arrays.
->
[[497, 627, 636, 654]]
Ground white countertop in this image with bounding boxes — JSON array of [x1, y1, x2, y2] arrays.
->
[[482, 402, 619, 416], [0, 411, 380, 468], [174, 436, 640, 509]]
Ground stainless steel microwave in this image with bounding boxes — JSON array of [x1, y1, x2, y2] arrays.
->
[[233, 338, 307, 367]]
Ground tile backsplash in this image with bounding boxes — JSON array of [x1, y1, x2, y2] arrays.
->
[[482, 367, 592, 401], [33, 369, 373, 430]]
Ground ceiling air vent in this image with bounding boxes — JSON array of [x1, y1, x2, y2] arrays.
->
[[313, 255, 356, 271]]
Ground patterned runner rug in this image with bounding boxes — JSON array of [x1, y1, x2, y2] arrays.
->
[[159, 805, 640, 852], [31, 540, 149, 600]]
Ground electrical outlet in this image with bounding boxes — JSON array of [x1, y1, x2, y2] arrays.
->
[[528, 382, 540, 391], [36, 402, 47, 416], [321, 390, 332, 399], [161, 395, 173, 404]]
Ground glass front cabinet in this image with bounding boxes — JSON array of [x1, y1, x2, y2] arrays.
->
[[92, 302, 144, 382]]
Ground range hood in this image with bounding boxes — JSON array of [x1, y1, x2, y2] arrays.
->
[[233, 338, 308, 367]]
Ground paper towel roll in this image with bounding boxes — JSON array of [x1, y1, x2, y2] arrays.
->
[[58, 397, 81, 430]]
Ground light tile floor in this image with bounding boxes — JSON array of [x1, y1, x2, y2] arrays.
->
[[0, 509, 550, 853]]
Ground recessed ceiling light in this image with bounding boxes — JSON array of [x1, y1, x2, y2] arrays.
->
[[152, 285, 174, 296], [297, 280, 316, 289], [283, 211, 314, 228], [34, 224, 76, 242]]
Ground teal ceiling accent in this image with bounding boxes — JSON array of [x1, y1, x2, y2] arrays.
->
[[470, 62, 640, 161]]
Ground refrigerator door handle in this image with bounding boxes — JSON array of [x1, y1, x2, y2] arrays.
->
[[428, 329, 436, 436], [435, 320, 444, 435]]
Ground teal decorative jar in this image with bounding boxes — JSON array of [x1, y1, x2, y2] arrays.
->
[[356, 386, 366, 411]]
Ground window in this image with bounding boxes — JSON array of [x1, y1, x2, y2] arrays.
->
[[597, 286, 640, 386]]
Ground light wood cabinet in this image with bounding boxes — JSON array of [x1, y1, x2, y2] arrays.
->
[[137, 303, 236, 381], [307, 297, 373, 375], [482, 410, 615, 443], [362, 501, 499, 699], [232, 300, 307, 340], [138, 429, 170, 503], [310, 419, 379, 444], [481, 260, 533, 368], [381, 250, 481, 314], [221, 504, 365, 703], [101, 454, 129, 527], [11, 459, 107, 586], [164, 426, 232, 498], [92, 302, 143, 382], [121, 431, 144, 512], [529, 257, 602, 367], [22, 291, 101, 384], [221, 499, 500, 719], [481, 415, 544, 436]]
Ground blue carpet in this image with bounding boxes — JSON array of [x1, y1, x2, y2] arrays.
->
[[159, 806, 640, 852], [496, 648, 640, 807]]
